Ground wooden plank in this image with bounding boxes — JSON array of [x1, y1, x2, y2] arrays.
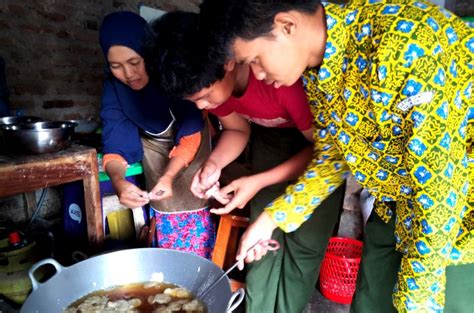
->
[[0, 145, 104, 246], [0, 155, 93, 196], [82, 149, 103, 247]]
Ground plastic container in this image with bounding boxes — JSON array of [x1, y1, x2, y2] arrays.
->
[[319, 237, 363, 304], [62, 154, 146, 242]]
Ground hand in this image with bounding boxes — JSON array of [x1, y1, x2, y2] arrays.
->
[[190, 159, 221, 198], [236, 211, 278, 270], [114, 178, 150, 208], [210, 175, 262, 215], [149, 175, 173, 200]]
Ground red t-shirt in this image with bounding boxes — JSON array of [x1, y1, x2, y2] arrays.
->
[[210, 71, 312, 131]]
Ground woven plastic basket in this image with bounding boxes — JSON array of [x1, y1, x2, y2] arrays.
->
[[319, 237, 363, 304]]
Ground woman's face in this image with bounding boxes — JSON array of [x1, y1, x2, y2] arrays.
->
[[107, 45, 149, 90]]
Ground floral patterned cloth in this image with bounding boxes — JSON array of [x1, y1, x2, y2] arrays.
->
[[264, 0, 473, 311], [150, 207, 216, 260]]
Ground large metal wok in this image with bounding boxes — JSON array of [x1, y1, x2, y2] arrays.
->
[[21, 248, 244, 313]]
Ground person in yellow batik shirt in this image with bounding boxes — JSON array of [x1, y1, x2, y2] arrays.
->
[[199, 0, 474, 312]]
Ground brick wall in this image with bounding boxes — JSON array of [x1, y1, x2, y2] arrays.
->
[[0, 0, 200, 121]]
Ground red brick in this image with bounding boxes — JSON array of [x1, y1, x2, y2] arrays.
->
[[43, 100, 75, 109], [56, 30, 69, 39], [19, 24, 56, 34], [37, 11, 67, 22], [13, 84, 47, 96], [8, 4, 24, 16]]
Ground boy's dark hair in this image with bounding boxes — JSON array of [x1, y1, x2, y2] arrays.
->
[[144, 11, 226, 98], [200, 0, 321, 59]]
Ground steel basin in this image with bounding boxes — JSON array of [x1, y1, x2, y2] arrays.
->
[[1, 121, 76, 154]]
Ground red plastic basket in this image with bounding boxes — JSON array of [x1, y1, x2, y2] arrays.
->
[[319, 237, 363, 304]]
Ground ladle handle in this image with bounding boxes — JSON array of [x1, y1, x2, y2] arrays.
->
[[226, 288, 245, 312]]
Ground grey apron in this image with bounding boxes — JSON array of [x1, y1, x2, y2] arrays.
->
[[141, 119, 211, 213]]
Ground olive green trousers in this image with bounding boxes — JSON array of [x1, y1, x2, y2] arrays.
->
[[351, 211, 474, 313], [245, 125, 345, 313]]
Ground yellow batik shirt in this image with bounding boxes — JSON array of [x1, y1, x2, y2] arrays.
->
[[265, 0, 473, 311]]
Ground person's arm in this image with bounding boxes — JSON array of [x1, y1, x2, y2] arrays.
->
[[100, 79, 149, 207], [190, 112, 251, 198], [391, 56, 468, 311], [212, 142, 313, 214], [105, 159, 150, 208], [208, 112, 251, 169]]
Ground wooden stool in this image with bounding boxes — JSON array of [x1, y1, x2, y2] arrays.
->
[[212, 214, 249, 292]]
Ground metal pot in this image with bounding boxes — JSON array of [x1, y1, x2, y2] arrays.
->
[[1, 121, 76, 154], [21, 248, 244, 313], [0, 116, 43, 126]]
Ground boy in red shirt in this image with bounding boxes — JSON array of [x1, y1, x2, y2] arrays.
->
[[146, 11, 345, 312]]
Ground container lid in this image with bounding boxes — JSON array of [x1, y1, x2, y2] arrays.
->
[[97, 153, 143, 182]]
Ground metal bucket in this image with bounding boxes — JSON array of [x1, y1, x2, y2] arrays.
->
[[21, 248, 244, 313]]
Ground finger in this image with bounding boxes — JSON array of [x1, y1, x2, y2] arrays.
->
[[210, 207, 234, 215], [254, 244, 268, 261], [190, 175, 206, 198], [223, 195, 242, 212], [128, 186, 149, 198], [237, 259, 245, 271], [218, 183, 236, 195], [236, 235, 251, 261], [212, 191, 231, 205], [245, 248, 256, 264]]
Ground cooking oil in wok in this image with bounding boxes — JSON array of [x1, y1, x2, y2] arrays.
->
[[64, 281, 206, 313]]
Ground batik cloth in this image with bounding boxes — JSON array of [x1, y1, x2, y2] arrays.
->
[[150, 207, 216, 260]]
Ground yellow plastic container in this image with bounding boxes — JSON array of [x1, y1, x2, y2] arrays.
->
[[107, 209, 136, 241]]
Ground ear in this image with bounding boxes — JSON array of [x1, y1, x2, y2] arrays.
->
[[224, 59, 235, 72], [274, 12, 297, 36]]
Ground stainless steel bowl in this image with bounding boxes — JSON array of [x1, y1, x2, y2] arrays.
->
[[0, 116, 43, 126], [66, 119, 100, 134], [1, 121, 77, 154]]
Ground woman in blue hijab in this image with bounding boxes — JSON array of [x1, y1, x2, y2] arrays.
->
[[99, 11, 215, 258]]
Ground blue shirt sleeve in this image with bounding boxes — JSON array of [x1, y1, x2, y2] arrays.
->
[[171, 98, 204, 143], [100, 79, 143, 164]]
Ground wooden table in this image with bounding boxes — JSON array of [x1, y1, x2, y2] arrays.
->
[[0, 145, 103, 246]]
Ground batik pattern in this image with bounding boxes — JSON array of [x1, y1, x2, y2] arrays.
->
[[265, 1, 473, 311], [150, 207, 216, 259]]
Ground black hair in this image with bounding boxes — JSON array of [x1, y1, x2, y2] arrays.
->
[[143, 11, 227, 98], [199, 0, 321, 59]]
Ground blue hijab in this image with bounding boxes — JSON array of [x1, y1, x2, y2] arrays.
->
[[99, 11, 203, 163]]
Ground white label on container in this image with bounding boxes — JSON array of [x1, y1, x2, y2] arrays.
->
[[69, 203, 82, 223]]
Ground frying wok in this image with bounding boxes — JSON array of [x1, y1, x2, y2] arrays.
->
[[21, 248, 244, 313]]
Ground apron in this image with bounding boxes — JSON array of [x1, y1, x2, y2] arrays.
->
[[141, 119, 211, 213]]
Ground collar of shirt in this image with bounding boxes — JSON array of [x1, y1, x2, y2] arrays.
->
[[314, 2, 348, 96]]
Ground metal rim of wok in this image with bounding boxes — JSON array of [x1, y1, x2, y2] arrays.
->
[[21, 248, 244, 313]]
